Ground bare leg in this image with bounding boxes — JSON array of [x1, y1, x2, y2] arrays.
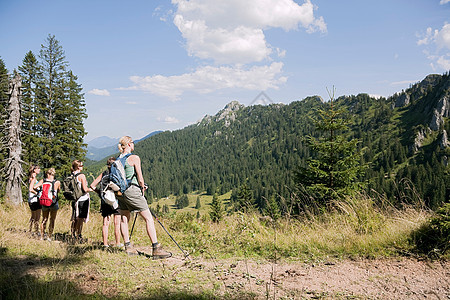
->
[[48, 210, 57, 239], [102, 215, 111, 246], [76, 218, 85, 237], [41, 210, 49, 240], [29, 212, 33, 233], [35, 209, 41, 234], [113, 214, 121, 245], [139, 209, 157, 244], [120, 210, 131, 243]]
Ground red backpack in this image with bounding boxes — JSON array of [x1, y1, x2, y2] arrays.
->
[[39, 180, 57, 207]]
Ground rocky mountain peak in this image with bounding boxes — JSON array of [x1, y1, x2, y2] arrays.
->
[[216, 101, 244, 127]]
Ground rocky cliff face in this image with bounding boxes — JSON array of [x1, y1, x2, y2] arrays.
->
[[199, 100, 245, 127], [217, 100, 244, 127], [393, 92, 410, 108], [399, 74, 450, 152]]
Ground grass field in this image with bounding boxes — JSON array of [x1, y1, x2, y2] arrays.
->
[[0, 194, 434, 299]]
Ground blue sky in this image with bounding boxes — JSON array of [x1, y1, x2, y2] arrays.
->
[[1, 0, 449, 142]]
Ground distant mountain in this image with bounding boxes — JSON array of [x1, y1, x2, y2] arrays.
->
[[85, 131, 162, 161], [87, 136, 120, 149], [86, 73, 449, 210]]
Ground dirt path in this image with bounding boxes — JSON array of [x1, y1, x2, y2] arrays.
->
[[149, 249, 449, 299]]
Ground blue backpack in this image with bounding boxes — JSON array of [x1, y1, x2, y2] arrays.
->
[[109, 153, 134, 194]]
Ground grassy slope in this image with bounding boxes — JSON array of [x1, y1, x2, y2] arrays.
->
[[0, 194, 433, 299]]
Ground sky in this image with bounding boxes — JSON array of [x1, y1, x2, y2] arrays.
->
[[1, 0, 449, 142]]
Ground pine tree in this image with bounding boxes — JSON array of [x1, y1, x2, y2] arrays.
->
[[18, 35, 87, 174], [295, 88, 366, 206], [236, 183, 255, 213], [38, 34, 69, 169], [264, 195, 281, 220], [54, 71, 87, 173], [195, 196, 201, 209], [209, 192, 223, 223], [18, 51, 43, 166]]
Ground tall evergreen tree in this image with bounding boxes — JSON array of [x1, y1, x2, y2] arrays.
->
[[295, 89, 366, 206], [18, 51, 43, 166], [17, 35, 87, 174], [38, 34, 69, 169], [209, 192, 223, 223], [195, 196, 201, 209], [236, 183, 255, 213], [54, 71, 86, 173]]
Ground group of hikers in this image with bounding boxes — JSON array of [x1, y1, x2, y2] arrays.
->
[[26, 136, 171, 260]]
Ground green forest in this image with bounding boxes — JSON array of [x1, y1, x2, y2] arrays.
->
[[88, 74, 450, 214]]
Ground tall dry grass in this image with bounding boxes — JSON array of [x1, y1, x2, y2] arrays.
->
[[164, 192, 430, 260], [0, 193, 431, 299]]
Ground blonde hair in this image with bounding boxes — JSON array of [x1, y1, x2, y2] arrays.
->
[[46, 168, 56, 178], [118, 136, 132, 153]]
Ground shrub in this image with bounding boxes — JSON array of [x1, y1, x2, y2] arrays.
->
[[412, 202, 450, 256]]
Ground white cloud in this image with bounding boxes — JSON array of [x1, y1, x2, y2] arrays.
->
[[417, 23, 450, 70], [440, 0, 450, 4], [120, 62, 287, 101], [88, 89, 110, 96], [174, 15, 271, 64], [435, 23, 450, 50], [158, 116, 180, 124], [172, 0, 326, 64], [436, 55, 450, 70], [126, 101, 138, 105]]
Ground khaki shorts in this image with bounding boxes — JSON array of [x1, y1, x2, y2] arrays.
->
[[118, 185, 148, 212]]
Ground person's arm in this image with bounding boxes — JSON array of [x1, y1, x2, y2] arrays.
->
[[90, 173, 103, 190], [55, 181, 61, 191]]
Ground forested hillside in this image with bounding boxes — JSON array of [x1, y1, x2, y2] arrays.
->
[[87, 73, 449, 211]]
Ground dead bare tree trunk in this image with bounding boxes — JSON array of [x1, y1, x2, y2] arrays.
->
[[5, 74, 23, 205]]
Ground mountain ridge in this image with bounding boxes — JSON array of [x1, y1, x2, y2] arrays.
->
[[86, 73, 449, 210], [86, 131, 162, 161]]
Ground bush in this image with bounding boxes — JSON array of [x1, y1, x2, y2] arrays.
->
[[412, 202, 450, 256]]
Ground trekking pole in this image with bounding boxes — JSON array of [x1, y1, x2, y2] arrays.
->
[[146, 203, 190, 259], [129, 212, 138, 239]]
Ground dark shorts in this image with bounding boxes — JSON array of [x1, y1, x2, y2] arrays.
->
[[72, 199, 89, 219], [118, 185, 148, 212], [42, 202, 59, 212], [29, 201, 42, 211], [100, 200, 120, 218]]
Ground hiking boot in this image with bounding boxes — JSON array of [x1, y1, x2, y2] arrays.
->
[[125, 243, 138, 256], [152, 243, 172, 260]]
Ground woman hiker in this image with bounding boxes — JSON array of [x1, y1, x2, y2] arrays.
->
[[90, 157, 122, 248], [38, 168, 61, 241], [116, 136, 171, 259], [70, 160, 91, 242], [27, 165, 42, 237]]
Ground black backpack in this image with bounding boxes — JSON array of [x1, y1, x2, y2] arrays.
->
[[96, 170, 110, 199], [62, 173, 83, 201]]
